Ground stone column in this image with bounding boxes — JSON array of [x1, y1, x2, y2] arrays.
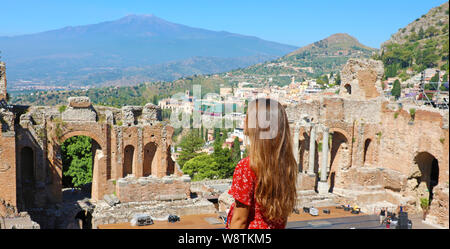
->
[[0, 62, 7, 101], [318, 127, 329, 194], [307, 125, 316, 175], [293, 122, 300, 167]]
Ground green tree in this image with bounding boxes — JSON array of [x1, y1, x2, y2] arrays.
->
[[182, 154, 219, 181], [61, 136, 93, 187], [335, 72, 341, 85], [177, 130, 205, 167], [391, 79, 402, 100], [231, 137, 241, 164], [430, 72, 440, 83], [211, 137, 235, 178]]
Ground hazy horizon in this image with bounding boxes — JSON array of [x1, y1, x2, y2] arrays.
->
[[0, 0, 447, 48]]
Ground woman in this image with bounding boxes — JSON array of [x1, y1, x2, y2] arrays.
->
[[226, 98, 298, 229]]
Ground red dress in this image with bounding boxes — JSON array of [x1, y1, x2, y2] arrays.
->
[[226, 157, 286, 229]]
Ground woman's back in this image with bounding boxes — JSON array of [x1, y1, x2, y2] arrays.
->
[[226, 157, 286, 229]]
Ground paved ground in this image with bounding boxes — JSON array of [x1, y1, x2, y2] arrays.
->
[[98, 206, 439, 229], [287, 215, 383, 229]]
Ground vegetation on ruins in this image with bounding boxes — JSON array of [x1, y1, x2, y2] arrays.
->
[[61, 136, 93, 188], [376, 132, 382, 143], [420, 197, 430, 211], [409, 108, 416, 121], [52, 117, 66, 142], [58, 105, 67, 113]]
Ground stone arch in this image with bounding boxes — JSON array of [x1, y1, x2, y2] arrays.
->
[[60, 136, 100, 188], [413, 152, 440, 205], [123, 145, 135, 177], [344, 84, 352, 95], [329, 128, 351, 143], [20, 146, 35, 208], [53, 132, 105, 202], [328, 131, 350, 192], [143, 142, 157, 177], [59, 130, 105, 149]]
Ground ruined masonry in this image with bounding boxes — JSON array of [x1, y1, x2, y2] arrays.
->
[[285, 58, 449, 228], [0, 62, 221, 228], [2, 58, 450, 228]]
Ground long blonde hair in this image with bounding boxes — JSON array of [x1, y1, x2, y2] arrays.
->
[[244, 98, 297, 222]]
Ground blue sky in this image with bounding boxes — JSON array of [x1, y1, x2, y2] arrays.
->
[[0, 0, 447, 48]]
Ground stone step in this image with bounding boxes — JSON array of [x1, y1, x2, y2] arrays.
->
[[296, 190, 317, 196], [296, 192, 338, 208]]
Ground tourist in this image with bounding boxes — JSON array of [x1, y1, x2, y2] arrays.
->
[[380, 208, 386, 224], [226, 98, 297, 229]]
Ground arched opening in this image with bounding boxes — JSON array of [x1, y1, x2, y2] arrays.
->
[[414, 152, 439, 205], [143, 142, 157, 177], [123, 145, 135, 177], [20, 147, 35, 209], [329, 132, 350, 192], [344, 84, 352, 95], [61, 135, 101, 200], [363, 139, 372, 165]]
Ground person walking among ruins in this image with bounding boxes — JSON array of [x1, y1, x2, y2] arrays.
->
[[380, 208, 386, 224], [226, 98, 298, 229]]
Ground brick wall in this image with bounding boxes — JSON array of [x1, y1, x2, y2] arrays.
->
[[116, 175, 191, 203], [0, 133, 17, 211]]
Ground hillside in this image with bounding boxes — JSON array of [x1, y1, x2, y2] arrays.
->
[[10, 33, 377, 106], [10, 74, 231, 107], [0, 14, 297, 88], [378, 2, 449, 80], [228, 33, 377, 85]]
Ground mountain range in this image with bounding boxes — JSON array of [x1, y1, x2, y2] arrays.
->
[[0, 14, 297, 88]]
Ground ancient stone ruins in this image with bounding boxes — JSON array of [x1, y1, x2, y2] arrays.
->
[[1, 58, 449, 228]]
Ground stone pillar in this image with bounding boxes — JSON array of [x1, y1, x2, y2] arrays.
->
[[293, 122, 300, 167], [318, 127, 329, 194], [91, 149, 106, 201], [307, 125, 316, 175], [0, 62, 7, 102]]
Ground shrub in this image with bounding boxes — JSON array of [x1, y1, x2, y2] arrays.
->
[[409, 108, 416, 120], [420, 198, 429, 210], [58, 105, 67, 113], [394, 112, 399, 119]]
